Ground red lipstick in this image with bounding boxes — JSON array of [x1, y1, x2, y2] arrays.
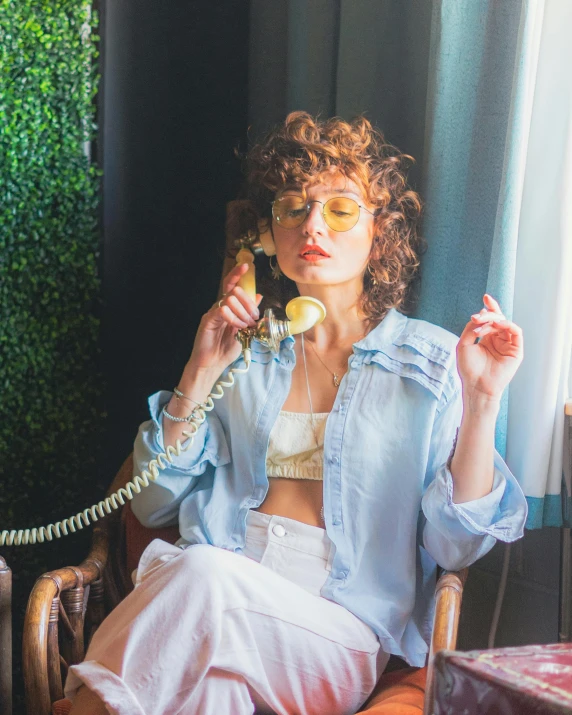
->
[[299, 244, 330, 260]]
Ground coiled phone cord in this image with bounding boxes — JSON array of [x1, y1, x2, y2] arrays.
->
[[0, 350, 252, 547]]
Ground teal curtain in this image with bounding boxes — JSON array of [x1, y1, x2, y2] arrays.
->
[[418, 0, 524, 461], [249, 0, 432, 188]]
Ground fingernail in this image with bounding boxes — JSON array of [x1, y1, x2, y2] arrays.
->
[[473, 326, 483, 333], [471, 314, 482, 320]]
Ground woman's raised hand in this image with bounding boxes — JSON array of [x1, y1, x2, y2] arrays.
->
[[187, 262, 263, 375], [162, 263, 262, 445], [456, 294, 523, 404]]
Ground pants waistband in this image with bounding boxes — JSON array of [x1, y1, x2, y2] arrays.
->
[[245, 510, 333, 561]]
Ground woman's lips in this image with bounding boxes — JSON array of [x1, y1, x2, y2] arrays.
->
[[299, 253, 329, 262]]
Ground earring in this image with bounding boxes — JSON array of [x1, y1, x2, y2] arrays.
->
[[269, 255, 282, 280], [367, 263, 378, 286]]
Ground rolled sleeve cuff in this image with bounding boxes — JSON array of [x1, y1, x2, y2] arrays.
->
[[148, 390, 210, 473], [425, 450, 527, 543]]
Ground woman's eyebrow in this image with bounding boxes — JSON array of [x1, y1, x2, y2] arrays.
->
[[281, 187, 360, 197], [322, 188, 359, 196]]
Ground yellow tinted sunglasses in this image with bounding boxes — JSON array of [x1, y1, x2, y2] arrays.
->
[[272, 195, 375, 232]]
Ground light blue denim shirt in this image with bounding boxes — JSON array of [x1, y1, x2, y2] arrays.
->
[[131, 308, 527, 667]]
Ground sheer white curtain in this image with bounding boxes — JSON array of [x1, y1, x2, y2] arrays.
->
[[419, 0, 572, 527], [505, 0, 572, 527]]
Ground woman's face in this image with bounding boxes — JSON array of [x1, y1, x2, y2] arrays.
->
[[271, 173, 376, 292]]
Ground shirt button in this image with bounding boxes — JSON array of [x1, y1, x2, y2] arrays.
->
[[332, 456, 340, 465], [333, 517, 341, 526], [272, 524, 286, 537], [340, 570, 348, 579]]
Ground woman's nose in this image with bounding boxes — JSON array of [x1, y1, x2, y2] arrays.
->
[[302, 201, 326, 234]]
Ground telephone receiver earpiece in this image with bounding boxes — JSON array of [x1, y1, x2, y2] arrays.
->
[[255, 220, 276, 257], [234, 221, 326, 353], [234, 220, 275, 304]]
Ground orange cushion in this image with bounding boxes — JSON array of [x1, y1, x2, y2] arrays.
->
[[52, 671, 425, 714], [51, 666, 424, 713], [356, 666, 426, 713], [123, 501, 180, 589], [52, 698, 72, 714]]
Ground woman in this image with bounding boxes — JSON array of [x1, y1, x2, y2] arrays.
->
[[67, 112, 527, 714]]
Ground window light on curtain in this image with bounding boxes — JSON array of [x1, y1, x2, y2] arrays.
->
[[419, 0, 572, 529]]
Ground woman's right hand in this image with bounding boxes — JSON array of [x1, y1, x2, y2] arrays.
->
[[186, 261, 262, 375], [162, 262, 262, 447]]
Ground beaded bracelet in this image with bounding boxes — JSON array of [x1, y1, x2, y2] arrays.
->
[[162, 405, 199, 423]]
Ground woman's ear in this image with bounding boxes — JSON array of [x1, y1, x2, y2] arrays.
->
[[258, 219, 276, 256]]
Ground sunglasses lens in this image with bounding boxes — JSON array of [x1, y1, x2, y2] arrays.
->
[[273, 196, 307, 228], [273, 196, 363, 231], [324, 197, 360, 231]]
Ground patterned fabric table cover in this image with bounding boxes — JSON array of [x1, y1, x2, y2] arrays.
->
[[434, 643, 572, 714]]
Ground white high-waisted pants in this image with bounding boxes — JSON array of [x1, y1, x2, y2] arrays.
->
[[65, 511, 388, 715]]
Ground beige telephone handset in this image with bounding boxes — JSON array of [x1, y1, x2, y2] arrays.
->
[[1, 222, 326, 546], [234, 222, 326, 352]]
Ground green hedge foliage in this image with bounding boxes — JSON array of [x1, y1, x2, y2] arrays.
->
[[0, 1, 102, 706]]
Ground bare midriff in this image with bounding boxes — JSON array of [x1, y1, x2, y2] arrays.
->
[[254, 478, 325, 526]]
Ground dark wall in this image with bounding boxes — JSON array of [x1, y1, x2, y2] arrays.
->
[[459, 528, 560, 651], [100, 1, 249, 477]]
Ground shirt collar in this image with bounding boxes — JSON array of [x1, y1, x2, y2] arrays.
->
[[353, 308, 407, 353]]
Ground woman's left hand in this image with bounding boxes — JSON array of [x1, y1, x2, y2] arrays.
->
[[457, 294, 524, 401]]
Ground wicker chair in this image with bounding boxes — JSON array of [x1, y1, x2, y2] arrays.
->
[[23, 454, 466, 715], [23, 203, 466, 713]]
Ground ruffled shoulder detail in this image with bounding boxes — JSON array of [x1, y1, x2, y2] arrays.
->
[[357, 312, 460, 405]]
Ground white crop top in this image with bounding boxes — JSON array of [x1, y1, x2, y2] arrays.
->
[[266, 410, 329, 481]]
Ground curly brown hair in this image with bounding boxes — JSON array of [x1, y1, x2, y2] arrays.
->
[[234, 111, 425, 324]]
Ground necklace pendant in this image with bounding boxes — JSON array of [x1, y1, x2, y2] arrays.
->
[[333, 373, 340, 388]]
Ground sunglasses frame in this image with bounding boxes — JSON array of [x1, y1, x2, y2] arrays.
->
[[271, 196, 375, 233]]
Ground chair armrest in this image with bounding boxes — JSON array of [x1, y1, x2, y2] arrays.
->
[[430, 569, 467, 656], [23, 527, 110, 715], [22, 454, 136, 715], [423, 569, 467, 715]]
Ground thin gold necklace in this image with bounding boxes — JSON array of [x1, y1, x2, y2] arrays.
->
[[300, 333, 321, 447], [305, 338, 348, 388], [301, 333, 325, 526]]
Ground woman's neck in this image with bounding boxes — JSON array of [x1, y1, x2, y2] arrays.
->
[[295, 280, 369, 349]]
